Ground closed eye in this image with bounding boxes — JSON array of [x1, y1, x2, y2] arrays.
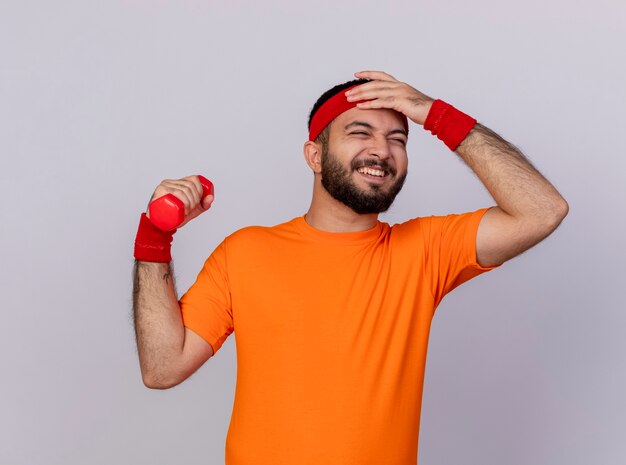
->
[[349, 132, 406, 145]]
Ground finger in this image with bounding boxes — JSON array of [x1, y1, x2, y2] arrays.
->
[[149, 178, 174, 202], [354, 70, 398, 82], [201, 194, 214, 210], [168, 187, 196, 215], [346, 84, 398, 102], [183, 175, 204, 200], [347, 80, 397, 93], [160, 181, 200, 215], [167, 180, 201, 206], [354, 99, 391, 110], [167, 180, 200, 207], [174, 192, 213, 228]]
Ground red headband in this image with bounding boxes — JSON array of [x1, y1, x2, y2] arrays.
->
[[308, 83, 409, 142]]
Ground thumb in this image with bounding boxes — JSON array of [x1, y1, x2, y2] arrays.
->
[[201, 194, 214, 210]]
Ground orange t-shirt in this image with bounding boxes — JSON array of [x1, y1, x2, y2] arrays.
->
[[180, 207, 501, 465]]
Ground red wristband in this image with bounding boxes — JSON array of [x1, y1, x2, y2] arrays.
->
[[133, 213, 177, 263], [423, 99, 477, 151]]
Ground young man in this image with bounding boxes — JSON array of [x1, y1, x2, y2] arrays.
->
[[132, 70, 568, 465]]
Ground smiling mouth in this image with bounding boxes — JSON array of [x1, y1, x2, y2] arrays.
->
[[356, 166, 388, 178]]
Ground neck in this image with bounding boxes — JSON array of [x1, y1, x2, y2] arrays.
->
[[304, 176, 379, 232]]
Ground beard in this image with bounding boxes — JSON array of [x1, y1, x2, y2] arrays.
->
[[320, 144, 407, 215]]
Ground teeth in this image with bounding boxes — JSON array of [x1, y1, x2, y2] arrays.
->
[[357, 167, 386, 177]]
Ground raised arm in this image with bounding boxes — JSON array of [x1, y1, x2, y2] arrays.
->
[[345, 70, 569, 267], [132, 176, 215, 389], [456, 123, 568, 267]]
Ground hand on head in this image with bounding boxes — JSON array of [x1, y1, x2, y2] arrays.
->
[[345, 70, 435, 126]]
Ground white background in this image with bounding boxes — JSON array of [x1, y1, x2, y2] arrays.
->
[[1, 1, 624, 464]]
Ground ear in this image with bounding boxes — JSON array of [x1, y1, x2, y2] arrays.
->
[[303, 140, 322, 174]]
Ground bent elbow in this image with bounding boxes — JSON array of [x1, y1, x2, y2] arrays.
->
[[556, 198, 569, 219], [141, 372, 182, 390], [142, 378, 169, 390], [550, 200, 569, 230], [543, 198, 569, 229]]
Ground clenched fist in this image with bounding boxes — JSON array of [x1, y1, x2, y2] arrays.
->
[[147, 175, 214, 230]]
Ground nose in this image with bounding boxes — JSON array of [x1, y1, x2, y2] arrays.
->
[[368, 135, 392, 160]]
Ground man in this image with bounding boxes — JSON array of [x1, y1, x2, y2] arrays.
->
[[132, 70, 568, 465]]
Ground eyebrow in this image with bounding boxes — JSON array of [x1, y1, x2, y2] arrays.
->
[[344, 121, 408, 137]]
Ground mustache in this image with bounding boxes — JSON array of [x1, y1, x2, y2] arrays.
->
[[352, 159, 396, 176]]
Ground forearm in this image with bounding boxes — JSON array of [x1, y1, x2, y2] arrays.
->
[[455, 123, 568, 221], [132, 260, 185, 387]]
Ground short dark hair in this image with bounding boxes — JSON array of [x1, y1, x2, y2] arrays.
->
[[307, 78, 370, 145]]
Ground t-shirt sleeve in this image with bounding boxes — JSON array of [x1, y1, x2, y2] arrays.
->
[[424, 206, 502, 307], [179, 239, 234, 355]]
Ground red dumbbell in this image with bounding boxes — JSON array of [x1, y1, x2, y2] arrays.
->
[[148, 175, 214, 231]]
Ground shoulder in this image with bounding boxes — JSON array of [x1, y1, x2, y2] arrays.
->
[[387, 208, 491, 247], [389, 214, 430, 238], [394, 208, 490, 233], [223, 217, 301, 248]]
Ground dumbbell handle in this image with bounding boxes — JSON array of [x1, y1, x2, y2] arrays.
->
[[148, 175, 214, 231]]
